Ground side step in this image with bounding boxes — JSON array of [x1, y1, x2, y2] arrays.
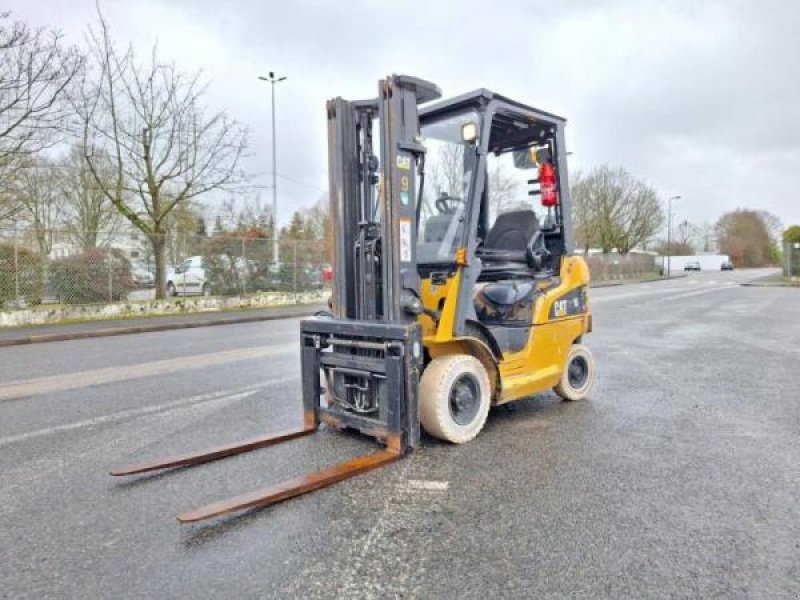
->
[[109, 427, 314, 476], [178, 449, 400, 522]]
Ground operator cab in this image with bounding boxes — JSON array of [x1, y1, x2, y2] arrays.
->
[[417, 90, 571, 352]]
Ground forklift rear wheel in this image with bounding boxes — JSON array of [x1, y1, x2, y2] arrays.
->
[[420, 355, 491, 444], [554, 344, 595, 401]]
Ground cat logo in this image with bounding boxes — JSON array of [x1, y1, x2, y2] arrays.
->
[[549, 287, 587, 319]]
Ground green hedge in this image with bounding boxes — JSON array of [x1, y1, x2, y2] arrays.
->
[[48, 248, 133, 304]]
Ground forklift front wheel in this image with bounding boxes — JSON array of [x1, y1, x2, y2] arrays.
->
[[419, 355, 491, 444], [554, 344, 596, 401]]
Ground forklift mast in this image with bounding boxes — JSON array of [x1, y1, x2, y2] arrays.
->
[[327, 75, 441, 321], [299, 75, 442, 454]]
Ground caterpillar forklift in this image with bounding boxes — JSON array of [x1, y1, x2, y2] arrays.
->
[[111, 75, 595, 523]]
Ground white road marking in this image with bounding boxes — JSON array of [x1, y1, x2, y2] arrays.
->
[[401, 479, 449, 492], [592, 281, 735, 305], [0, 344, 293, 401], [641, 283, 738, 305], [0, 378, 294, 448]]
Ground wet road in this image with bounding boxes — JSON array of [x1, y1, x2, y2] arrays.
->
[[1, 269, 798, 598]]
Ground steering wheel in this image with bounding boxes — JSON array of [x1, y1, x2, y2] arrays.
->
[[435, 193, 465, 214]]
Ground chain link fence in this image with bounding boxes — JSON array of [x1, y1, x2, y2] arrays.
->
[[583, 252, 658, 281], [1, 226, 664, 309], [0, 227, 331, 309]]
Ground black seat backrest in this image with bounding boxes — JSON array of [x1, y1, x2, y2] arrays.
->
[[484, 210, 540, 252]]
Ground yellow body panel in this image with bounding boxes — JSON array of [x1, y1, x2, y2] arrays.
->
[[419, 255, 591, 405]]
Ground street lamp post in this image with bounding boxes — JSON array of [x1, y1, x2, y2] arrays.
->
[[258, 71, 287, 268], [666, 195, 681, 277]]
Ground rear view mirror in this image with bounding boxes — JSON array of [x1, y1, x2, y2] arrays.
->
[[513, 146, 552, 169], [513, 147, 538, 169]]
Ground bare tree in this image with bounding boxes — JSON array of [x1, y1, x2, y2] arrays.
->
[[11, 157, 66, 255], [216, 194, 269, 233], [59, 144, 122, 249], [428, 143, 466, 202], [571, 166, 664, 253], [570, 169, 598, 253], [303, 195, 331, 239], [651, 238, 694, 257], [676, 219, 702, 252], [697, 221, 716, 252], [757, 210, 783, 245], [0, 189, 21, 222], [0, 14, 82, 201], [77, 10, 248, 298], [716, 209, 774, 267], [426, 143, 523, 228], [488, 161, 523, 215]]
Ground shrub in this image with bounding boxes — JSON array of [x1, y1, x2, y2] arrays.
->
[[783, 225, 800, 244], [0, 244, 44, 308], [48, 248, 133, 304]]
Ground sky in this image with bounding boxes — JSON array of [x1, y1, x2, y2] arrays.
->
[[7, 0, 800, 230]]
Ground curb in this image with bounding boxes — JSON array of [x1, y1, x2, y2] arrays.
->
[[638, 274, 688, 283], [590, 274, 686, 288], [740, 281, 800, 288], [0, 307, 323, 348]]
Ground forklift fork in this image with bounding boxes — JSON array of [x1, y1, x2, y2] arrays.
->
[[109, 427, 315, 477], [177, 449, 401, 523], [110, 319, 421, 523], [110, 427, 400, 522]]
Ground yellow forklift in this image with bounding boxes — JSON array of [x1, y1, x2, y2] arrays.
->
[[111, 75, 595, 523]]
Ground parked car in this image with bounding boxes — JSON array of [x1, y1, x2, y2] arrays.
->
[[166, 256, 210, 296], [721, 261, 734, 271], [684, 261, 701, 271], [131, 265, 155, 287], [166, 255, 258, 296], [266, 263, 325, 291]]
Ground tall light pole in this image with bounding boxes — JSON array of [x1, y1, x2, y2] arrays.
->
[[666, 195, 681, 277], [258, 71, 287, 267]]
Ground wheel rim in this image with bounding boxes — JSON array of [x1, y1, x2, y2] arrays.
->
[[449, 374, 480, 426], [567, 355, 589, 389]]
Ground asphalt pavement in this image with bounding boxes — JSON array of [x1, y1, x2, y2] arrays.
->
[[1, 268, 798, 599]]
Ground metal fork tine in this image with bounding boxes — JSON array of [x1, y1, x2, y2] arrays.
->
[[109, 427, 315, 476], [177, 449, 401, 523]]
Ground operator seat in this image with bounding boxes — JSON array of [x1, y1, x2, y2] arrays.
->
[[423, 214, 452, 243], [477, 210, 550, 279]]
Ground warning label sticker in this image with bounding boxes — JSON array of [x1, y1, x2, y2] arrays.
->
[[400, 219, 412, 262]]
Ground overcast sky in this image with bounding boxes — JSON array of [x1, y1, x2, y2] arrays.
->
[[8, 0, 800, 230]]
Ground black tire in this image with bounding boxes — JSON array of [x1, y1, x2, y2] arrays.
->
[[554, 343, 595, 401], [166, 282, 177, 297], [419, 354, 491, 444]]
